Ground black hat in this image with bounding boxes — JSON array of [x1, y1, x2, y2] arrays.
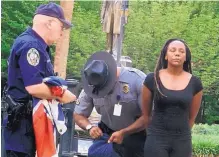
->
[[82, 51, 117, 98], [35, 2, 73, 29]]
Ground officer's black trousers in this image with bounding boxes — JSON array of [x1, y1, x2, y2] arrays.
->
[[99, 121, 146, 157], [6, 150, 33, 157], [144, 135, 192, 157]]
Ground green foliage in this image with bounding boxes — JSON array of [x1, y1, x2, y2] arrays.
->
[[1, 59, 8, 72], [204, 93, 219, 124], [124, 2, 219, 81], [192, 124, 219, 155], [192, 124, 219, 135], [205, 115, 219, 125], [67, 1, 105, 78], [192, 135, 219, 156]]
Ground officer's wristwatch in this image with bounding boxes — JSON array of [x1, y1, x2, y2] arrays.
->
[[86, 124, 94, 132]]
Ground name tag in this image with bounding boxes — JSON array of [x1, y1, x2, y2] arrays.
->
[[113, 104, 122, 116]]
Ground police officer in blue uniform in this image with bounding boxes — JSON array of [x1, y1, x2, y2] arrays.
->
[[3, 2, 76, 157], [74, 51, 147, 157]]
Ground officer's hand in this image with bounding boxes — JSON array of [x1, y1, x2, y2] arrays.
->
[[108, 130, 124, 144], [89, 126, 103, 139], [58, 90, 76, 104]]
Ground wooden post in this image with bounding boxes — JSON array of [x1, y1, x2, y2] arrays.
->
[[54, 0, 74, 79]]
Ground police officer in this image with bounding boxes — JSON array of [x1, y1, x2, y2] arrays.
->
[[74, 51, 147, 157], [3, 2, 76, 157]]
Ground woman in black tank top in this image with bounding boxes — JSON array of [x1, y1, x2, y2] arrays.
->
[[142, 38, 203, 157]]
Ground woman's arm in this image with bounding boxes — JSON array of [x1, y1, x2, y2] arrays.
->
[[189, 90, 203, 128]]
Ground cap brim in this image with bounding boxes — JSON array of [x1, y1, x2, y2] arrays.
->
[[82, 51, 117, 98], [59, 18, 73, 29]]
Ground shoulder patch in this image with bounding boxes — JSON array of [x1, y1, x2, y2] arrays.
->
[[27, 48, 40, 66]]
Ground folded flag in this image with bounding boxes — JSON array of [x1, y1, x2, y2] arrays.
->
[[33, 76, 67, 157]]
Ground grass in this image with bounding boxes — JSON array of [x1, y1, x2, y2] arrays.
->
[[192, 127, 219, 156]]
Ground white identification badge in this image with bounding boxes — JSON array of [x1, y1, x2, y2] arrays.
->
[[113, 103, 122, 116]]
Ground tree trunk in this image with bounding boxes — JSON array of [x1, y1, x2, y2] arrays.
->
[[54, 0, 74, 79]]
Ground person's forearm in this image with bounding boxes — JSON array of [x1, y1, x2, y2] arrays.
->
[[74, 113, 91, 130], [189, 118, 195, 128], [25, 83, 58, 100], [26, 83, 76, 104], [121, 116, 149, 136]]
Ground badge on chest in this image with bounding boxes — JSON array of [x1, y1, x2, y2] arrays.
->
[[122, 84, 129, 94]]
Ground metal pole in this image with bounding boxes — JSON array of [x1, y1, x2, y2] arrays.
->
[[116, 0, 128, 66]]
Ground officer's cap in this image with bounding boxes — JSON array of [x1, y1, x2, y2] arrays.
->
[[82, 51, 117, 98], [35, 2, 73, 29]]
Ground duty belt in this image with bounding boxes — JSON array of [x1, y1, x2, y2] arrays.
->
[[5, 94, 32, 132]]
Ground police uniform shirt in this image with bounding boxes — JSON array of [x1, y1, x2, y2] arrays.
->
[[74, 67, 146, 131], [4, 27, 54, 154], [7, 27, 54, 101]]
